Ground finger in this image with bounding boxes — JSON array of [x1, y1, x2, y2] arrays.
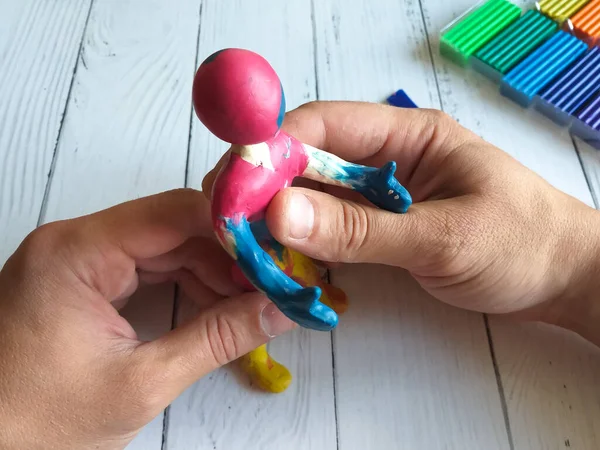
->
[[201, 150, 231, 200], [283, 102, 459, 174], [201, 138, 319, 200], [266, 187, 469, 270], [82, 188, 213, 260], [138, 268, 223, 309], [137, 237, 241, 297], [313, 259, 341, 269], [139, 293, 296, 401], [282, 101, 484, 201], [35, 189, 215, 301]]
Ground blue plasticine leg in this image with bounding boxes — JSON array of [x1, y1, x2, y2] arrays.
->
[[225, 216, 338, 331]]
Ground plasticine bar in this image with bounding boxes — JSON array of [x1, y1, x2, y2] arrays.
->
[[473, 10, 558, 82], [440, 0, 522, 67], [500, 31, 588, 107], [565, 0, 600, 46], [571, 91, 600, 148], [537, 0, 591, 23], [537, 47, 600, 125]]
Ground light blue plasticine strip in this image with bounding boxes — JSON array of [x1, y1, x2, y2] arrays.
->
[[500, 31, 588, 107]]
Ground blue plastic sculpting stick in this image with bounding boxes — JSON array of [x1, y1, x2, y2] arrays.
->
[[537, 47, 600, 126], [387, 90, 418, 108], [500, 31, 588, 108]]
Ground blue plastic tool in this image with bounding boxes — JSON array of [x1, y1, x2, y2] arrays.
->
[[387, 90, 418, 108]]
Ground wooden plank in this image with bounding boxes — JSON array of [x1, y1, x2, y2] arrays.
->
[[490, 320, 600, 450], [0, 0, 92, 265], [421, 0, 600, 448], [38, 1, 201, 448], [333, 267, 511, 449], [313, 0, 510, 448], [166, 1, 338, 449], [575, 138, 600, 207]]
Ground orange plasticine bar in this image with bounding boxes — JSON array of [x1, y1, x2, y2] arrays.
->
[[566, 0, 600, 46]]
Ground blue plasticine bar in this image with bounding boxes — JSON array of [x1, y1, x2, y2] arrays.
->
[[500, 31, 588, 107], [571, 91, 600, 148], [537, 47, 600, 125]]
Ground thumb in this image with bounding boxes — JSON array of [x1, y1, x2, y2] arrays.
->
[[140, 292, 295, 401], [266, 187, 452, 268]]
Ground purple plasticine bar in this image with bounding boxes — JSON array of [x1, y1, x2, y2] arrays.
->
[[536, 47, 600, 125], [571, 91, 600, 148]]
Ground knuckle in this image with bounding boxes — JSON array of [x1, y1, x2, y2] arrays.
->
[[205, 313, 240, 366], [425, 109, 455, 137], [170, 187, 203, 201], [338, 201, 370, 260], [23, 222, 66, 251], [297, 100, 319, 112], [423, 108, 452, 124], [17, 221, 71, 267]]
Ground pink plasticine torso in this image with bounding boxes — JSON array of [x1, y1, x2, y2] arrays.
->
[[211, 131, 309, 225]]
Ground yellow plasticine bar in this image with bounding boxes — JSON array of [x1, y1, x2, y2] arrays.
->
[[537, 0, 591, 23]]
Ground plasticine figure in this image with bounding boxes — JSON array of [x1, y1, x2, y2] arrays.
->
[[192, 48, 411, 392], [238, 242, 348, 392]]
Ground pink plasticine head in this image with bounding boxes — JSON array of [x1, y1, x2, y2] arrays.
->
[[192, 48, 286, 145]]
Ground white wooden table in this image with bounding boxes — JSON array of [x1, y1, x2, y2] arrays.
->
[[2, 1, 600, 449]]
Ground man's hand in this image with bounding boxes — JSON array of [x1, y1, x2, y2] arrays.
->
[[204, 101, 600, 346], [0, 189, 294, 450]]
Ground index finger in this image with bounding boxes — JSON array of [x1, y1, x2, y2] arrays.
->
[[201, 101, 471, 200], [7, 189, 216, 303], [281, 101, 462, 183], [81, 188, 214, 260]]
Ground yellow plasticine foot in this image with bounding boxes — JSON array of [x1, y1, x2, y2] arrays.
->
[[240, 344, 292, 393]]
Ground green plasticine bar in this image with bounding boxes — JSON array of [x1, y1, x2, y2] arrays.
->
[[472, 10, 558, 81], [440, 0, 522, 66]]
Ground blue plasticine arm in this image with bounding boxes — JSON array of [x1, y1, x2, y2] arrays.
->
[[302, 90, 418, 214], [304, 148, 413, 214], [223, 216, 338, 331], [350, 161, 412, 214]]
